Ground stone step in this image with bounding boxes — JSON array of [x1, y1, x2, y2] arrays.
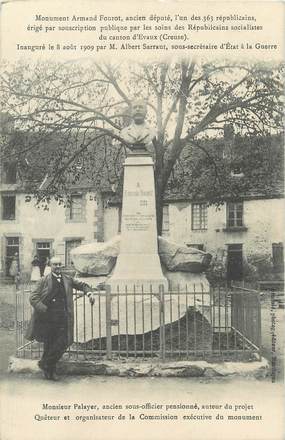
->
[[8, 355, 269, 378]]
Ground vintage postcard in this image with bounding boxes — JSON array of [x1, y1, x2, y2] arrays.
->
[[0, 1, 284, 439]]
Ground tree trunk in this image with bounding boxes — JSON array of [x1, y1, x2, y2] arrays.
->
[[154, 165, 164, 236], [156, 189, 164, 236]]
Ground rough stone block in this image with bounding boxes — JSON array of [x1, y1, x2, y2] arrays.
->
[[71, 235, 120, 276], [71, 236, 212, 276], [158, 237, 212, 272]]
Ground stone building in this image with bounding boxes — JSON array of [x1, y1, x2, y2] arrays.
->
[[0, 185, 103, 279], [104, 195, 284, 283], [0, 133, 284, 283]]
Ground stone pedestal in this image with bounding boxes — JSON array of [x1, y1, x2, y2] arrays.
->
[[109, 154, 168, 293]]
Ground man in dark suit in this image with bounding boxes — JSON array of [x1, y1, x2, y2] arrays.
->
[[26, 256, 94, 380]]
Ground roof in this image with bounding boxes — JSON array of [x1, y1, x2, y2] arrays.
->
[[164, 133, 284, 203], [1, 131, 284, 204]]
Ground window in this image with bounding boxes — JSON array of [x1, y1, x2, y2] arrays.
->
[[191, 203, 207, 230], [5, 237, 19, 276], [65, 239, 82, 267], [162, 205, 170, 236], [2, 195, 16, 220], [3, 162, 17, 184], [227, 202, 243, 228], [187, 244, 205, 251], [69, 195, 83, 221], [65, 194, 86, 223], [36, 242, 50, 251]]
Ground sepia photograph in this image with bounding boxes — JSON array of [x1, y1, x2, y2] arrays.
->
[[0, 1, 284, 440]]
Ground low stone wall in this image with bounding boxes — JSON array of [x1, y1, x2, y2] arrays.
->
[[8, 356, 269, 379]]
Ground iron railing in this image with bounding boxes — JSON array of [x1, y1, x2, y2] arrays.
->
[[15, 283, 262, 362], [230, 285, 261, 351]]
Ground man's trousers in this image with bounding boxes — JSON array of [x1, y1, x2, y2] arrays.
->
[[40, 325, 68, 372]]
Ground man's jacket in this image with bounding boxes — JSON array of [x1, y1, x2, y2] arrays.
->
[[25, 273, 90, 345]]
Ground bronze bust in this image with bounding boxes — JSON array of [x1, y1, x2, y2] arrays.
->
[[120, 99, 156, 154]]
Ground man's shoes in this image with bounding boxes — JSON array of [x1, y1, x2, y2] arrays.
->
[[48, 368, 59, 381], [38, 360, 45, 370], [38, 361, 59, 381], [38, 360, 49, 377], [43, 369, 51, 380]]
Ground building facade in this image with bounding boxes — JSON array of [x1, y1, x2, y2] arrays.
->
[[104, 196, 284, 282], [0, 183, 103, 278], [1, 131, 284, 282], [1, 177, 284, 282]]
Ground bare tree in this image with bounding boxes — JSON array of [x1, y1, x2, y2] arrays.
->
[[0, 58, 283, 233]]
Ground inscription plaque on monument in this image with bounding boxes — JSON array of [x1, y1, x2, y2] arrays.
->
[[109, 155, 168, 293]]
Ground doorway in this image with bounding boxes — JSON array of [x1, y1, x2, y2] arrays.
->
[[227, 244, 243, 283], [5, 236, 19, 276], [35, 241, 52, 276]]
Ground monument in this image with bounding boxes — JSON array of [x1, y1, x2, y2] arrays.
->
[[70, 99, 212, 346], [109, 99, 168, 293]]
